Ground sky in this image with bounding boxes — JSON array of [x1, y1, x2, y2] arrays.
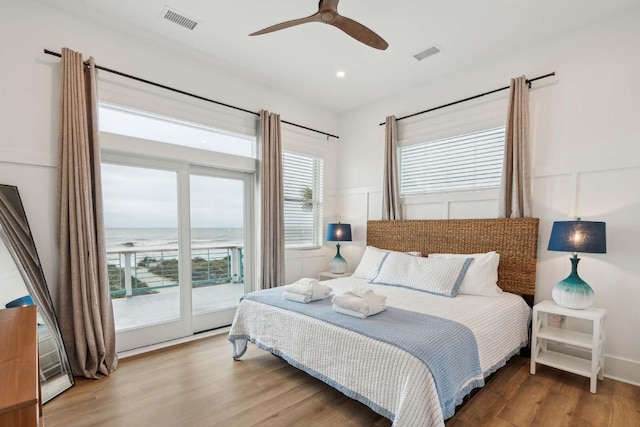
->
[[101, 163, 244, 228]]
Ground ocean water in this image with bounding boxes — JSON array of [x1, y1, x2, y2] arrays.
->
[[105, 227, 243, 250]]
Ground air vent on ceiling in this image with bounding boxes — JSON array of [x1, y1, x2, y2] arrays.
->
[[162, 7, 199, 31], [413, 45, 442, 61]]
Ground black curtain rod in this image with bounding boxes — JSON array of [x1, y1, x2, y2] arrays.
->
[[378, 72, 556, 126], [44, 49, 339, 140]]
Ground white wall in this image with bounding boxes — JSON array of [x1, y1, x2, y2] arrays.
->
[[337, 7, 640, 384], [0, 0, 339, 306]]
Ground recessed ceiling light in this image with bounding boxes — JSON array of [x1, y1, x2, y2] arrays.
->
[[336, 71, 346, 78]]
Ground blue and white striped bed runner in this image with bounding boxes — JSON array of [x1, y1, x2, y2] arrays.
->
[[229, 287, 483, 418]]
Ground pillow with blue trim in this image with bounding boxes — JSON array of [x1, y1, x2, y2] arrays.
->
[[352, 246, 423, 280], [371, 251, 472, 297], [428, 251, 501, 297], [352, 246, 388, 280]]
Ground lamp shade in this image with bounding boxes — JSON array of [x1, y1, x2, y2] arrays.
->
[[326, 223, 352, 242], [547, 221, 606, 254]]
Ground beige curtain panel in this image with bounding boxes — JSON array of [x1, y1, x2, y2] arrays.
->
[[382, 115, 402, 220], [259, 110, 285, 289], [57, 47, 117, 378], [499, 75, 532, 218]]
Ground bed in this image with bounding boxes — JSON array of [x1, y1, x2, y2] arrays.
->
[[229, 218, 539, 426]]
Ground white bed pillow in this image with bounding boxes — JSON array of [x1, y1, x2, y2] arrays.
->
[[371, 251, 472, 297], [352, 246, 389, 280], [429, 251, 501, 297], [352, 247, 423, 280]]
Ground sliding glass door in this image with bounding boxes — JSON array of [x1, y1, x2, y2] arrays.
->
[[190, 171, 250, 333], [102, 159, 253, 352]]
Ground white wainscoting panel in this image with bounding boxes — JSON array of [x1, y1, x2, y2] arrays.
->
[[368, 191, 383, 221], [404, 201, 446, 219], [574, 167, 640, 378], [449, 199, 497, 219]]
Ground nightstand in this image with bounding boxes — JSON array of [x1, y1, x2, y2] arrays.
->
[[530, 300, 607, 393], [317, 271, 352, 281]]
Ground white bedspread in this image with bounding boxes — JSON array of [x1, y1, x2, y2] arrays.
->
[[229, 277, 531, 427]]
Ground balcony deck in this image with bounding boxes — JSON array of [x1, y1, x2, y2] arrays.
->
[[111, 283, 244, 331]]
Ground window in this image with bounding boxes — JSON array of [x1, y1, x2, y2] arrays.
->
[[98, 102, 255, 350], [282, 151, 324, 248], [399, 126, 505, 195], [99, 104, 254, 158]]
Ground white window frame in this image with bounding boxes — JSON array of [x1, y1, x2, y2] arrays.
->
[[282, 150, 324, 249], [101, 136, 256, 351], [399, 125, 506, 197], [98, 103, 256, 159], [97, 100, 257, 351], [395, 92, 510, 216]]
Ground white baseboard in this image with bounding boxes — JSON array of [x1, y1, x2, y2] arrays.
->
[[604, 354, 640, 387], [118, 326, 230, 360]]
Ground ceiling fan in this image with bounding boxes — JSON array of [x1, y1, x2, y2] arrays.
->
[[249, 0, 388, 50]]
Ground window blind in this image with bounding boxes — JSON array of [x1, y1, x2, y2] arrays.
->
[[282, 151, 324, 247], [399, 126, 505, 195]]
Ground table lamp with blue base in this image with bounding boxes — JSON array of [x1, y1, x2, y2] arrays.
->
[[547, 219, 606, 309], [326, 222, 352, 274]]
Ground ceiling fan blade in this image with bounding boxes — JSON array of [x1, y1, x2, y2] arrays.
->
[[319, 0, 341, 13], [249, 14, 319, 36], [330, 15, 388, 50]]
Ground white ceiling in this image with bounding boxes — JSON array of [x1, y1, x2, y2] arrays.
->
[[39, 0, 640, 113]]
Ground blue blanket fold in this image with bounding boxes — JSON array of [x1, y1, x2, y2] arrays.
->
[[230, 287, 483, 418]]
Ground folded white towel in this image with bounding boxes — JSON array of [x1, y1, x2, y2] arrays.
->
[[285, 282, 314, 296], [345, 285, 374, 298], [284, 279, 332, 301], [283, 291, 311, 304], [332, 293, 387, 316], [333, 303, 385, 318], [295, 277, 321, 287]]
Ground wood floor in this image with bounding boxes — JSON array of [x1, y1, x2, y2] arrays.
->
[[44, 334, 640, 427]]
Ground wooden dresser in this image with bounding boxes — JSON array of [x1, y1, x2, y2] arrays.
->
[[0, 306, 43, 426]]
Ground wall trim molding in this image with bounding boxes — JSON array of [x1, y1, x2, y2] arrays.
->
[[604, 354, 640, 387], [337, 186, 381, 197], [0, 151, 55, 169], [532, 165, 640, 180]]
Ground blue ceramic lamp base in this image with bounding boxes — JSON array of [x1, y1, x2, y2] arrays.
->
[[329, 243, 347, 274], [552, 256, 594, 310]]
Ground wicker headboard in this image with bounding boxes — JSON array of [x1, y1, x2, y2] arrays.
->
[[367, 218, 539, 297]]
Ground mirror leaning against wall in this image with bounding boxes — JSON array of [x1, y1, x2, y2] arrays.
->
[[0, 184, 74, 402]]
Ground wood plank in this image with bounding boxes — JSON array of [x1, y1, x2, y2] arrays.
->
[[0, 306, 40, 427], [44, 334, 640, 427]]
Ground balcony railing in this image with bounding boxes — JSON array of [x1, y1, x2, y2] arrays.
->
[[107, 245, 243, 298]]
